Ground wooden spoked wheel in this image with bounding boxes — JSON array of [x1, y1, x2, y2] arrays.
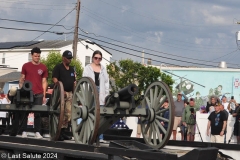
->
[[49, 81, 65, 141], [141, 81, 174, 149], [71, 77, 100, 144]]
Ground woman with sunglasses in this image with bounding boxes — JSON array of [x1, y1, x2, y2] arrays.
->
[[82, 50, 109, 143]]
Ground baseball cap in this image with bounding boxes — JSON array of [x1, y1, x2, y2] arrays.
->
[[62, 50, 73, 59], [177, 92, 182, 95]]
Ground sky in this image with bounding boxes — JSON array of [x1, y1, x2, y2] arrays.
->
[[0, 0, 240, 68]]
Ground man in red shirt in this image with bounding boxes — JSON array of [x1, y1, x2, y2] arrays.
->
[[19, 47, 48, 138]]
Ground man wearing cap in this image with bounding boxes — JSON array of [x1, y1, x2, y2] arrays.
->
[[207, 101, 227, 143], [172, 92, 185, 140], [12, 47, 48, 138], [182, 98, 200, 141], [52, 50, 76, 141]]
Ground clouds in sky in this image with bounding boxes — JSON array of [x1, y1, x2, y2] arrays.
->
[[0, 0, 240, 67]]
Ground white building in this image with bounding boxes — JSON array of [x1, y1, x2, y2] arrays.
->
[[0, 40, 112, 71]]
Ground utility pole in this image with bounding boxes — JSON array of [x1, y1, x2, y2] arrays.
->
[[72, 0, 81, 60]]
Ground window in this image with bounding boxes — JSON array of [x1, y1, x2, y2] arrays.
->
[[85, 56, 90, 66], [2, 53, 5, 64], [28, 53, 32, 62]]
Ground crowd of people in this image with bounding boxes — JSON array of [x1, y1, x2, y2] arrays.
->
[[173, 93, 240, 144], [0, 47, 108, 142], [0, 46, 240, 145]]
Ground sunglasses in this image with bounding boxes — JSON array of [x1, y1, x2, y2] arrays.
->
[[94, 57, 102, 60]]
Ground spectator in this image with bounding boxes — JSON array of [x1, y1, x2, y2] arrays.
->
[[206, 96, 217, 113], [0, 92, 11, 125], [83, 50, 109, 143], [207, 101, 227, 143], [221, 95, 229, 112], [219, 104, 228, 143], [227, 97, 238, 114], [10, 47, 48, 138], [52, 50, 76, 141], [232, 105, 240, 144], [159, 99, 169, 139], [182, 98, 200, 141], [136, 117, 141, 138], [173, 92, 185, 140]]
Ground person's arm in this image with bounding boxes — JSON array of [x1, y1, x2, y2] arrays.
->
[[227, 102, 231, 112], [104, 69, 109, 96], [207, 120, 211, 136], [206, 102, 209, 113], [42, 78, 47, 98], [52, 65, 59, 84], [19, 74, 25, 89], [220, 121, 227, 136]]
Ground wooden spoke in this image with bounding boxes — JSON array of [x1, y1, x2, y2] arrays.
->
[[141, 81, 174, 149], [49, 81, 64, 141], [71, 77, 100, 145]]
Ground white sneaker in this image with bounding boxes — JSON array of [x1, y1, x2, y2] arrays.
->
[[35, 132, 43, 139], [99, 139, 107, 143], [22, 131, 27, 138]]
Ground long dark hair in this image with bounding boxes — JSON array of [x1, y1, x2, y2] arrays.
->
[[92, 50, 102, 62]]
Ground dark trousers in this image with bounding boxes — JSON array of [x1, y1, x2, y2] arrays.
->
[[11, 94, 43, 134]]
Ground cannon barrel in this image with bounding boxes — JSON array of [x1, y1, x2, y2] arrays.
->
[[21, 80, 32, 92], [117, 84, 139, 101], [16, 80, 34, 104]]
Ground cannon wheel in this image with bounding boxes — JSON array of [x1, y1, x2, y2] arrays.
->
[[49, 81, 65, 141], [141, 81, 174, 149], [71, 77, 100, 144]]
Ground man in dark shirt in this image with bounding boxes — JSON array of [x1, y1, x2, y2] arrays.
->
[[52, 50, 76, 141], [207, 102, 227, 143], [219, 104, 228, 143], [232, 106, 240, 144]]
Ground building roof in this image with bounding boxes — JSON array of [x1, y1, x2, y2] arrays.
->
[[0, 41, 40, 49], [15, 40, 73, 49], [0, 71, 21, 83]]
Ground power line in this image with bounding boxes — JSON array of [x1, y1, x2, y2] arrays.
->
[[91, 42, 240, 69], [97, 0, 235, 28], [78, 32, 239, 66], [0, 18, 74, 30], [0, 5, 74, 10], [0, 26, 69, 34], [79, 35, 232, 68], [78, 40, 111, 63], [0, 1, 75, 6], [82, 8, 235, 53], [1, 7, 76, 61], [82, 6, 235, 50]]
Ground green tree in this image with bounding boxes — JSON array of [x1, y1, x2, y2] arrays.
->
[[107, 59, 174, 95], [41, 50, 83, 84]]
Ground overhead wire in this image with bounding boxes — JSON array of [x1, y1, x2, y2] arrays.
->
[[0, 18, 75, 30], [78, 32, 240, 66], [82, 7, 236, 53], [79, 35, 236, 68], [97, 0, 235, 28], [0, 1, 75, 6], [82, 6, 235, 50], [1, 6, 76, 60]]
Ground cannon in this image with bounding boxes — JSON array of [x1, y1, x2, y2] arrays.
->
[[71, 77, 174, 149], [16, 80, 34, 105], [0, 78, 174, 149]]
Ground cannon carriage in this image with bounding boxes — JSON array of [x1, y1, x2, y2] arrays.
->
[[0, 77, 174, 149], [71, 77, 174, 149]]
